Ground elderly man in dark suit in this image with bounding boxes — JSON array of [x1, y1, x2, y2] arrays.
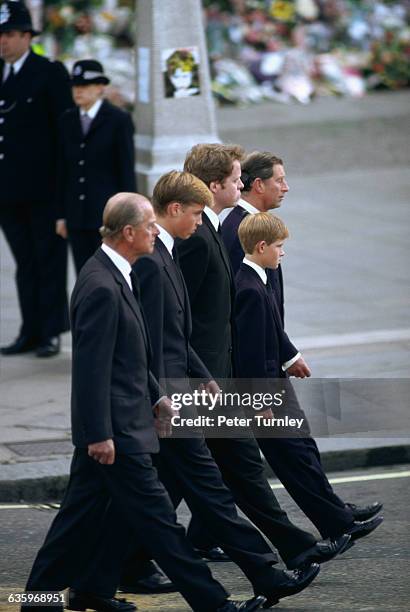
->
[[0, 1, 72, 357], [178, 144, 349, 565], [55, 59, 136, 273], [221, 151, 383, 541], [21, 192, 267, 612]]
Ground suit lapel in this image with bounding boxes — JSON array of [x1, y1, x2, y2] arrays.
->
[[86, 99, 109, 137], [95, 249, 150, 352], [156, 240, 186, 311], [203, 214, 234, 285]]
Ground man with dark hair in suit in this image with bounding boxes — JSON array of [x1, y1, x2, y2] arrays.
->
[[0, 1, 72, 357], [221, 151, 383, 541], [55, 59, 136, 274], [178, 144, 350, 565], [21, 191, 267, 612]]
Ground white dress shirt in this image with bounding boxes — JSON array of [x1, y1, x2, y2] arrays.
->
[[155, 223, 175, 256], [203, 206, 220, 232], [80, 97, 103, 120], [2, 49, 30, 82], [101, 243, 132, 290], [242, 258, 300, 371]]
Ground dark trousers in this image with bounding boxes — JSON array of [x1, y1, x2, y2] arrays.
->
[[77, 437, 282, 599], [256, 436, 354, 539], [25, 449, 228, 612], [188, 437, 317, 564], [68, 229, 101, 275], [0, 203, 69, 340]]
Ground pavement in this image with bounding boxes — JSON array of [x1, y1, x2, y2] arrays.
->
[[1, 90, 410, 502], [1, 463, 410, 611]]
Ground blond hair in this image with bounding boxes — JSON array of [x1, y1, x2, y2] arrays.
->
[[152, 170, 212, 214], [238, 212, 289, 255], [184, 143, 244, 187]]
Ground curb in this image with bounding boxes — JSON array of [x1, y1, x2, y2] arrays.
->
[[1, 444, 410, 503]]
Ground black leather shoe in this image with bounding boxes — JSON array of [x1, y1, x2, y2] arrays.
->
[[263, 564, 320, 608], [346, 501, 383, 521], [345, 515, 383, 541], [287, 533, 351, 569], [196, 545, 231, 562], [217, 595, 267, 611], [1, 334, 39, 355], [36, 336, 60, 358], [119, 569, 176, 593], [67, 589, 136, 612]]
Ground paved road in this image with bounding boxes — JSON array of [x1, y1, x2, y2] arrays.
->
[[0, 463, 409, 611]]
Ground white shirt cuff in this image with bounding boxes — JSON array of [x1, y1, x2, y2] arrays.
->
[[282, 352, 301, 371]]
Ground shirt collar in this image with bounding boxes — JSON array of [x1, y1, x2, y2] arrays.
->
[[238, 197, 259, 215], [101, 243, 132, 289], [203, 206, 220, 232], [5, 49, 30, 76], [156, 223, 174, 257], [80, 98, 103, 120], [242, 257, 267, 285]]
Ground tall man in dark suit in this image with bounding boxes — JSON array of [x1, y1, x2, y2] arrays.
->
[[221, 151, 383, 539], [21, 192, 267, 612], [0, 1, 72, 357], [170, 149, 349, 570], [55, 59, 136, 273]]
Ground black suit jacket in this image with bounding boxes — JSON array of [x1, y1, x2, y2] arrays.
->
[[222, 204, 285, 322], [235, 263, 296, 379], [0, 50, 73, 206], [176, 213, 235, 379], [56, 100, 136, 229], [133, 238, 211, 382], [70, 248, 160, 454]]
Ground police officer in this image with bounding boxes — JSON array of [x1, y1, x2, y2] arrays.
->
[[55, 59, 136, 274], [0, 1, 73, 357]]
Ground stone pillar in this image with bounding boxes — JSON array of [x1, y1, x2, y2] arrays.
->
[[134, 0, 219, 195]]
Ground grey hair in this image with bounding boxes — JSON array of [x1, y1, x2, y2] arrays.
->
[[99, 193, 148, 239]]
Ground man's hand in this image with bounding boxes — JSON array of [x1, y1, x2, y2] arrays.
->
[[88, 439, 115, 465], [287, 356, 311, 378], [56, 219, 68, 239], [204, 380, 221, 396], [255, 408, 273, 421], [154, 396, 177, 438]]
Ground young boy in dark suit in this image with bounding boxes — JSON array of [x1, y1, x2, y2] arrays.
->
[[235, 212, 383, 548], [235, 212, 291, 381]]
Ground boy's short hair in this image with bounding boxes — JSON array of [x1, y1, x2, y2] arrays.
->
[[241, 152, 283, 192], [238, 212, 289, 255], [153, 170, 213, 214], [184, 143, 244, 187]]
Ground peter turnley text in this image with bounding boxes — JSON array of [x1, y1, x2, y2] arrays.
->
[[171, 415, 305, 429]]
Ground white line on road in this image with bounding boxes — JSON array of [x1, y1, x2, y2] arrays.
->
[[269, 469, 410, 489], [296, 328, 410, 351], [0, 470, 409, 508]]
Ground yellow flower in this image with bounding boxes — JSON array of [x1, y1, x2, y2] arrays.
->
[[270, 0, 295, 22]]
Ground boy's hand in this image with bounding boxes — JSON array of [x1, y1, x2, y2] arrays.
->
[[287, 356, 311, 378]]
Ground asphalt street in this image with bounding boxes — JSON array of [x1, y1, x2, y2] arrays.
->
[[0, 463, 409, 611]]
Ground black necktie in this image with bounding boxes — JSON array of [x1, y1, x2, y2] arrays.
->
[[4, 64, 15, 86], [217, 223, 222, 235], [171, 244, 179, 265], [129, 270, 141, 302]]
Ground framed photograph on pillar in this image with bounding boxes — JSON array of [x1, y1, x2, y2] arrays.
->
[[162, 47, 201, 98]]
